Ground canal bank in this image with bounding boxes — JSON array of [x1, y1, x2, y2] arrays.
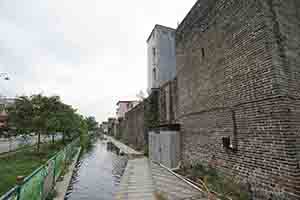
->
[[65, 139, 128, 200], [63, 137, 206, 200], [107, 135, 206, 200], [54, 147, 82, 200]]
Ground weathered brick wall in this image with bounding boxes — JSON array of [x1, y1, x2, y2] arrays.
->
[[273, 1, 300, 180], [107, 118, 116, 136], [159, 79, 178, 124], [122, 102, 145, 150], [119, 90, 160, 151], [176, 0, 300, 199], [115, 118, 124, 140]]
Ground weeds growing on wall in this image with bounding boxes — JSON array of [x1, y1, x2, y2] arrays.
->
[[178, 164, 251, 200]]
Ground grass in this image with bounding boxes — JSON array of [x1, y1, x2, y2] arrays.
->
[[0, 141, 65, 196], [155, 192, 168, 200], [177, 164, 251, 200]]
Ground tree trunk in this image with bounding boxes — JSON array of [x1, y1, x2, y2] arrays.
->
[[62, 133, 65, 145], [52, 134, 55, 144]]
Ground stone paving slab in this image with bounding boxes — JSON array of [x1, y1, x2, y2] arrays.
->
[[150, 162, 207, 200], [115, 157, 207, 200], [105, 136, 142, 155], [112, 138, 207, 200], [115, 158, 156, 200]]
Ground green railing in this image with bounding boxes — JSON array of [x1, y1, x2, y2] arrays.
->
[[0, 139, 80, 200]]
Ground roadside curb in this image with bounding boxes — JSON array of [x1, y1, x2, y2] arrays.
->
[[53, 147, 82, 200]]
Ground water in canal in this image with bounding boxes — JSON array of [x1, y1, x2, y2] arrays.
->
[[65, 139, 127, 200]]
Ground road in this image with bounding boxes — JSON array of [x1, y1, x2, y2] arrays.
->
[[0, 135, 62, 154]]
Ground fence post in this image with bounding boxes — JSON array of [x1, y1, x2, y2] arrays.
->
[[53, 156, 56, 189], [16, 176, 24, 200]]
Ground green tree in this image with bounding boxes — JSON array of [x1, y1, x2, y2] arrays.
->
[[85, 116, 98, 131], [8, 94, 90, 152], [44, 96, 64, 144], [7, 96, 34, 138]]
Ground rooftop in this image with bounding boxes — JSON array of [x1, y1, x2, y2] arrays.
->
[[116, 100, 139, 105], [146, 24, 175, 43]]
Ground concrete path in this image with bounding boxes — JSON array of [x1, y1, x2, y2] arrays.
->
[[105, 136, 142, 155], [115, 158, 156, 200], [116, 157, 207, 200], [110, 137, 206, 199], [150, 162, 207, 200]]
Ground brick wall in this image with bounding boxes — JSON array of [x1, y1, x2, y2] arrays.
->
[[176, 0, 300, 199], [159, 79, 178, 124], [119, 90, 160, 151], [122, 102, 145, 150]]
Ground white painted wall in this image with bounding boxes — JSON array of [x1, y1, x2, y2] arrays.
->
[[147, 25, 176, 93]]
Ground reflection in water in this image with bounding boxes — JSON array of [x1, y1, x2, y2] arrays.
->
[[65, 139, 127, 200]]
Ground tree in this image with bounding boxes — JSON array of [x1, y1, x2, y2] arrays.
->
[[44, 96, 64, 144], [85, 116, 98, 131], [8, 94, 90, 152], [7, 96, 34, 138]]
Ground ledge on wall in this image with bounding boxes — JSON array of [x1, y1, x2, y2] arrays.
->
[[149, 123, 181, 132]]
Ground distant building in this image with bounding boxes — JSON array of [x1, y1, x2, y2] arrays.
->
[[101, 122, 108, 134], [147, 24, 176, 94], [107, 118, 116, 136], [0, 110, 8, 129], [0, 97, 15, 130], [0, 97, 15, 109], [116, 101, 140, 119]]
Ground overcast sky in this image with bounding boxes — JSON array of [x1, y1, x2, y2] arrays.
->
[[0, 0, 196, 122]]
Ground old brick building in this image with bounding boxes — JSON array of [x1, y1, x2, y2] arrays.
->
[[118, 90, 160, 151], [159, 79, 178, 124], [176, 0, 300, 199]]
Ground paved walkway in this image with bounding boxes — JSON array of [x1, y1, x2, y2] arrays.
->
[[109, 136, 207, 199], [115, 158, 156, 200], [116, 157, 206, 200], [150, 162, 207, 200], [105, 136, 142, 155]]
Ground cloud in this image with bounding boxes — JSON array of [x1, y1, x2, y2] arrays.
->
[[0, 0, 196, 121]]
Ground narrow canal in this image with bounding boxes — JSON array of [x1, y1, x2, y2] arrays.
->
[[65, 139, 127, 200]]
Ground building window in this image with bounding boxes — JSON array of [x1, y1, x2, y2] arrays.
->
[[201, 48, 205, 58], [153, 68, 157, 81], [152, 47, 156, 57]]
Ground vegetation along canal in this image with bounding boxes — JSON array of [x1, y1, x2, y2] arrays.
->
[[65, 139, 127, 200]]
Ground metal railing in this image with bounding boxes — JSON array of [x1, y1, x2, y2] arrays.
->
[[0, 138, 80, 200]]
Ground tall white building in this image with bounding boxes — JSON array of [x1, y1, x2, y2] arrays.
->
[[147, 25, 176, 94]]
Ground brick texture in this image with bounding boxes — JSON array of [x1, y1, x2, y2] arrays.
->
[[159, 79, 178, 124], [121, 102, 146, 150], [120, 90, 160, 151], [176, 0, 300, 199]]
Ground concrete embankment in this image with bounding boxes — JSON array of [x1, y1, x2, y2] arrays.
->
[[106, 135, 207, 200], [54, 147, 82, 200]]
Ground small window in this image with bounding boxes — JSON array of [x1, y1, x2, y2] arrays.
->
[[153, 68, 157, 81], [201, 48, 205, 58], [152, 47, 156, 57]]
